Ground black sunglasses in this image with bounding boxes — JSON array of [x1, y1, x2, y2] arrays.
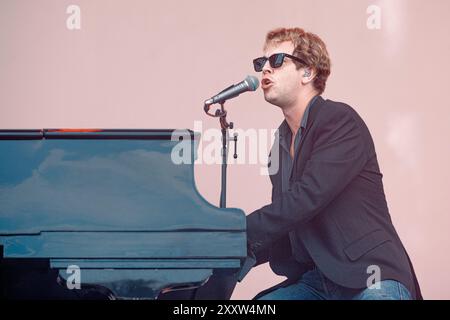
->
[[253, 53, 306, 72]]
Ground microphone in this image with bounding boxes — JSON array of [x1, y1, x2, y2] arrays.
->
[[204, 75, 259, 107]]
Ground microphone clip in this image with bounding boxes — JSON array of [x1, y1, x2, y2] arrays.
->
[[203, 101, 231, 129]]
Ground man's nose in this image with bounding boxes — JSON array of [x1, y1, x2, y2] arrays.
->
[[262, 60, 272, 74]]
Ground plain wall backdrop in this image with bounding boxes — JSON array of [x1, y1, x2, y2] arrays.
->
[[1, 0, 449, 299]]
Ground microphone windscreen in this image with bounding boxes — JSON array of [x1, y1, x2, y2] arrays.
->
[[245, 75, 259, 91]]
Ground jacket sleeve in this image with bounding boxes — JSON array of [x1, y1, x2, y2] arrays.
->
[[246, 106, 368, 254]]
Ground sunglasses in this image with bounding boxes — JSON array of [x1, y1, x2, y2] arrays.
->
[[253, 53, 306, 72]]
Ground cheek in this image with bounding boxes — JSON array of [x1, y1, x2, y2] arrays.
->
[[281, 75, 300, 93]]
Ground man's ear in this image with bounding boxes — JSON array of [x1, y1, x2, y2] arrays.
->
[[301, 68, 316, 85]]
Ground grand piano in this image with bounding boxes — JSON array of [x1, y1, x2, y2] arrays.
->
[[0, 129, 250, 299]]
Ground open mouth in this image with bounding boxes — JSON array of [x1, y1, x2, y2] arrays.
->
[[261, 78, 273, 89]]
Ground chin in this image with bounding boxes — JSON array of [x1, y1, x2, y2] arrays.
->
[[264, 94, 282, 108], [264, 92, 276, 103]]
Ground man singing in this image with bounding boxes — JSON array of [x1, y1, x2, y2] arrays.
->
[[246, 27, 422, 300]]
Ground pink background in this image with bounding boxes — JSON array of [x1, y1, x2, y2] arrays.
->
[[1, 0, 449, 299]]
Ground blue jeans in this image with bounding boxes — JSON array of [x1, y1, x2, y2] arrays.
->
[[257, 266, 412, 300]]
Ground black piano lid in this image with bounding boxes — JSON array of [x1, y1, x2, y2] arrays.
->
[[0, 128, 244, 236]]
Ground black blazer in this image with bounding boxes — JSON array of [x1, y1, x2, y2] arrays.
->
[[246, 96, 422, 299]]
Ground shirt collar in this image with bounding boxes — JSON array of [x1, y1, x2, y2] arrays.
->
[[278, 95, 319, 138]]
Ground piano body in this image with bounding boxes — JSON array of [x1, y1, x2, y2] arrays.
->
[[0, 129, 248, 299]]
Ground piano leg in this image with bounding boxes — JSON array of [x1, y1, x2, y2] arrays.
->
[[157, 269, 239, 300]]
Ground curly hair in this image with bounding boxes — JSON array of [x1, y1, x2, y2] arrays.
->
[[264, 27, 331, 95]]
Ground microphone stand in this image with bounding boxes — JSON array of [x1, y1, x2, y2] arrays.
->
[[204, 102, 238, 208]]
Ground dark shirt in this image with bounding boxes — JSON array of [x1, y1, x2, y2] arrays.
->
[[278, 95, 319, 266]]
